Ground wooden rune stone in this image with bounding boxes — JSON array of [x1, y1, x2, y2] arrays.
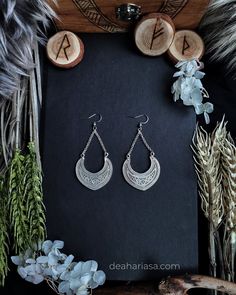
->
[[135, 13, 175, 56], [168, 29, 205, 62], [47, 31, 85, 68]]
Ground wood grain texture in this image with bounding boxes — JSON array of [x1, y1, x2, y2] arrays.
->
[[92, 275, 236, 294], [135, 13, 175, 56], [47, 31, 84, 68], [48, 0, 210, 33], [168, 30, 205, 62]]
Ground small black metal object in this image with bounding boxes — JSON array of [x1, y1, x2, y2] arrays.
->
[[116, 3, 141, 22]]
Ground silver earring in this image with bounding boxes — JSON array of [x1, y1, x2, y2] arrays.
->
[[122, 114, 160, 191], [75, 114, 113, 190]]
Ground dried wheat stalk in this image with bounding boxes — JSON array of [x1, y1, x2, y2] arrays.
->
[[192, 118, 236, 287], [221, 133, 236, 281], [192, 121, 226, 280]]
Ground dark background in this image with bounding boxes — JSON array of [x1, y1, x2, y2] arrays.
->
[[3, 33, 236, 294]]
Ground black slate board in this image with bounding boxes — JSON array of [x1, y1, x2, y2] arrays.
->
[[3, 32, 236, 295], [40, 33, 198, 281]]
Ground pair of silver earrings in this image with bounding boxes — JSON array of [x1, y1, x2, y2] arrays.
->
[[75, 114, 160, 191]]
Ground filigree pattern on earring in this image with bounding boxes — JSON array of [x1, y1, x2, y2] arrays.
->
[[122, 115, 160, 191], [75, 114, 113, 190]]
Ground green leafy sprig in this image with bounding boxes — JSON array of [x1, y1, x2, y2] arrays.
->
[[0, 177, 9, 286], [24, 142, 46, 246], [8, 150, 29, 254]]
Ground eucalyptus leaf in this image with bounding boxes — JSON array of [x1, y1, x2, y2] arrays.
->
[[48, 252, 58, 266], [42, 240, 53, 255], [194, 71, 205, 79], [173, 71, 184, 77], [70, 278, 82, 291], [57, 264, 68, 274], [25, 274, 44, 284], [43, 267, 53, 277], [76, 285, 89, 295], [26, 258, 36, 264], [51, 266, 60, 279], [36, 256, 48, 264], [52, 240, 64, 250], [35, 263, 42, 274], [204, 112, 210, 125], [64, 254, 74, 266], [24, 264, 36, 274], [93, 270, 106, 286], [80, 273, 92, 285], [192, 88, 203, 105], [73, 262, 83, 274], [11, 256, 23, 266], [203, 102, 214, 114], [58, 281, 70, 293], [17, 267, 27, 279], [60, 270, 71, 280], [82, 261, 98, 273], [89, 280, 99, 289]]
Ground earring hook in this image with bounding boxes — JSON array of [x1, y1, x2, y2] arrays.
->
[[88, 113, 103, 125], [129, 114, 149, 127]]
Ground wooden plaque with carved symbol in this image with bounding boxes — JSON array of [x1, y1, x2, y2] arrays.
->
[[168, 30, 205, 62], [135, 13, 175, 56], [48, 0, 210, 33], [47, 31, 84, 68]]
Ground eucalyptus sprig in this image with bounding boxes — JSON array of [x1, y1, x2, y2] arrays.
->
[[0, 177, 9, 286], [24, 142, 46, 246], [8, 150, 29, 254]]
